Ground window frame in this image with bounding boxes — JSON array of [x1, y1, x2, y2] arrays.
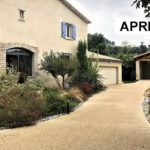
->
[[61, 22, 76, 40], [18, 9, 25, 21], [61, 53, 72, 60], [66, 23, 73, 39]]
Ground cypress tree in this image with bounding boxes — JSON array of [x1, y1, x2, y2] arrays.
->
[[77, 40, 88, 71]]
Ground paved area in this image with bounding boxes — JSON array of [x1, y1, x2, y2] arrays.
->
[[0, 81, 150, 150]]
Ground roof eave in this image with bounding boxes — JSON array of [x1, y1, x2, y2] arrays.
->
[[134, 51, 150, 60], [59, 0, 91, 24], [91, 58, 122, 63]]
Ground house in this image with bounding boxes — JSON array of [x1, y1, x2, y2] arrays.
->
[[0, 0, 91, 76], [87, 52, 122, 85], [135, 51, 150, 80]]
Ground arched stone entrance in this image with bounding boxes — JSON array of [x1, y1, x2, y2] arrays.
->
[[6, 48, 33, 76], [0, 43, 39, 75]]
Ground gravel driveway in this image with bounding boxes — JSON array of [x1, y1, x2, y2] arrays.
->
[[0, 81, 150, 150]]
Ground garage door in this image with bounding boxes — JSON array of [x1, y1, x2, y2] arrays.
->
[[99, 67, 117, 85]]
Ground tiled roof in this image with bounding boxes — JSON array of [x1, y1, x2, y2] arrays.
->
[[59, 0, 91, 24], [87, 51, 122, 63], [134, 51, 150, 60]]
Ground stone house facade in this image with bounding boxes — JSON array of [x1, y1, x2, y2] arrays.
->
[[0, 0, 90, 76]]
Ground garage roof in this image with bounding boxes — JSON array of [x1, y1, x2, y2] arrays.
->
[[134, 51, 150, 60], [87, 51, 122, 63], [59, 0, 91, 24]]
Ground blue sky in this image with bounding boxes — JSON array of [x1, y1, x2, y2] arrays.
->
[[69, 0, 150, 46]]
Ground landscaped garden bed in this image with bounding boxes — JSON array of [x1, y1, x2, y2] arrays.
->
[[0, 41, 104, 129], [0, 75, 82, 129]]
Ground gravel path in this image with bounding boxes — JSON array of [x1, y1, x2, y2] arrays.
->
[[0, 81, 150, 150]]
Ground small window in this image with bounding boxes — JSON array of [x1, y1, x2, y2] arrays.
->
[[61, 22, 76, 40], [61, 53, 72, 60], [19, 9, 25, 21], [66, 24, 72, 38]]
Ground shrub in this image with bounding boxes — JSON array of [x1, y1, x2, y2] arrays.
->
[[0, 86, 44, 128], [41, 51, 78, 89], [62, 87, 86, 102], [0, 69, 18, 93], [93, 82, 105, 92], [71, 57, 104, 93], [23, 79, 44, 91], [42, 88, 78, 116], [144, 88, 150, 98], [70, 41, 103, 93]]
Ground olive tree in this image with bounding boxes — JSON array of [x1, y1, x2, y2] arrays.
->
[[41, 51, 77, 89]]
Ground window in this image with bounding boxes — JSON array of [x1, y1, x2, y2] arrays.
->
[[19, 9, 25, 21], [61, 53, 72, 60], [6, 48, 32, 76], [66, 24, 72, 38], [61, 22, 76, 40]]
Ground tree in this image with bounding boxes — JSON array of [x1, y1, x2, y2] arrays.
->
[[72, 40, 103, 88], [41, 51, 77, 89], [140, 42, 148, 53], [132, 0, 150, 17], [77, 40, 88, 71], [88, 33, 113, 55]]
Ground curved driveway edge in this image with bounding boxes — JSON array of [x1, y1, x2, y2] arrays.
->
[[0, 81, 150, 150]]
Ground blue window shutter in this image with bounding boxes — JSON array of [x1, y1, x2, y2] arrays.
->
[[61, 22, 66, 38], [72, 25, 76, 40]]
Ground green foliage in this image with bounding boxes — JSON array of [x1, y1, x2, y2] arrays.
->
[[71, 41, 103, 93], [77, 40, 88, 71], [0, 71, 79, 129], [132, 0, 150, 17], [76, 40, 102, 83], [41, 51, 77, 89], [0, 86, 44, 128], [86, 59, 103, 84], [23, 79, 44, 91], [42, 88, 78, 116], [88, 33, 115, 55], [0, 69, 18, 93], [109, 43, 148, 81], [88, 33, 149, 81]]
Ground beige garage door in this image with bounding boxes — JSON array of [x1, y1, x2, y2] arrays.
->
[[99, 67, 117, 85]]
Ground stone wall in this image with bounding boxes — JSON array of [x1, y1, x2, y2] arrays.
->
[[0, 42, 39, 75]]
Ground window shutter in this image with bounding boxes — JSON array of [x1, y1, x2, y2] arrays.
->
[[61, 22, 66, 38], [72, 25, 76, 40]]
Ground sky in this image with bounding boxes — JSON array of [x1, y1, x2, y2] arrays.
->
[[69, 0, 150, 46]]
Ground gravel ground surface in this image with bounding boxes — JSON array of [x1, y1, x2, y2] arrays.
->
[[0, 81, 150, 150]]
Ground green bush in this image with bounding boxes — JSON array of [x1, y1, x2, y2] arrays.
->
[[0, 69, 18, 93], [0, 86, 44, 128], [70, 40, 103, 93], [43, 88, 78, 116], [41, 51, 77, 89], [23, 79, 44, 91], [0, 70, 80, 128]]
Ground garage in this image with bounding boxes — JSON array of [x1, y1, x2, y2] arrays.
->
[[87, 51, 122, 85], [135, 52, 150, 80], [100, 67, 117, 85]]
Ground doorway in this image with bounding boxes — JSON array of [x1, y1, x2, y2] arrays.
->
[[6, 48, 33, 76]]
